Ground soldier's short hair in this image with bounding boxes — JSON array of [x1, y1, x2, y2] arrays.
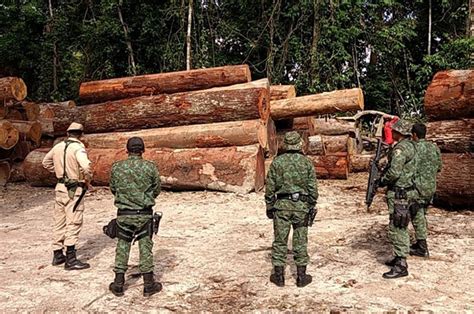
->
[[127, 136, 145, 154], [412, 123, 427, 139]]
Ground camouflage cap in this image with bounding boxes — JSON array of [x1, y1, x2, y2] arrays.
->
[[284, 131, 302, 151], [127, 136, 145, 153], [391, 119, 412, 136], [67, 122, 84, 132]]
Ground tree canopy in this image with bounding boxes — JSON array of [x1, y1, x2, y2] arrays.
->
[[1, 0, 472, 118]]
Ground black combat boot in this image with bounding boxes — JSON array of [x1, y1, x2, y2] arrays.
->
[[109, 273, 125, 297], [385, 257, 397, 267], [52, 249, 66, 266], [296, 266, 312, 287], [269, 266, 285, 287], [143, 272, 162, 297], [382, 257, 408, 279], [410, 239, 429, 257], [64, 246, 90, 271]]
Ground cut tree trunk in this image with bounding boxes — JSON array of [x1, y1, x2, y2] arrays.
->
[[0, 120, 20, 150], [8, 102, 40, 121], [10, 141, 33, 161], [314, 118, 355, 135], [424, 70, 474, 121], [79, 65, 252, 104], [349, 154, 373, 172], [5, 109, 23, 120], [271, 88, 364, 120], [0, 77, 27, 103], [308, 153, 348, 179], [9, 162, 25, 182], [24, 145, 265, 193], [322, 135, 348, 153], [38, 102, 75, 137], [434, 153, 473, 208], [0, 160, 11, 186], [81, 119, 277, 155], [10, 120, 42, 146], [270, 85, 296, 101], [306, 135, 325, 155], [293, 117, 316, 135], [50, 80, 270, 135], [427, 119, 473, 153]]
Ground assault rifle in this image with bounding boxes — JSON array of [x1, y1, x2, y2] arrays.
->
[[365, 138, 384, 210]]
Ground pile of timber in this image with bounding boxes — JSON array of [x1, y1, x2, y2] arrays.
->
[[0, 77, 43, 185], [22, 65, 365, 193], [424, 70, 473, 209], [269, 85, 363, 180]]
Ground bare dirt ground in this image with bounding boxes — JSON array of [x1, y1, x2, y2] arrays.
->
[[0, 173, 473, 312]]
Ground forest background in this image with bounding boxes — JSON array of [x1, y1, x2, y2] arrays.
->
[[1, 0, 472, 118]]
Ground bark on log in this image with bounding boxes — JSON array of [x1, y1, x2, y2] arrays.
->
[[24, 145, 265, 193], [9, 162, 25, 182], [5, 109, 23, 120], [8, 102, 40, 121], [0, 120, 19, 150], [79, 65, 252, 104], [270, 85, 296, 101], [264, 158, 273, 179], [314, 118, 355, 135], [308, 153, 348, 179], [81, 119, 277, 154], [0, 160, 11, 186], [293, 117, 316, 136], [424, 70, 474, 121], [0, 77, 27, 103], [348, 154, 374, 172], [10, 120, 42, 146], [322, 135, 349, 153], [271, 88, 364, 120], [10, 141, 33, 161], [426, 119, 473, 153], [38, 103, 73, 137], [434, 153, 473, 208], [50, 80, 270, 135], [306, 135, 325, 155]]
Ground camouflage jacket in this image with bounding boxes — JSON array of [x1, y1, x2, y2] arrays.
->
[[265, 152, 318, 212], [414, 139, 442, 202], [380, 138, 417, 190], [110, 155, 161, 210]]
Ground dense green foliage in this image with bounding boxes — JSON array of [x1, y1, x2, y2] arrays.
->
[[1, 0, 472, 117]]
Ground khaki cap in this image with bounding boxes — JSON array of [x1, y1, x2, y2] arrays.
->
[[67, 122, 84, 132], [284, 131, 303, 151]]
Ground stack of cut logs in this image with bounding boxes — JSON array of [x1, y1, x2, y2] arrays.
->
[[423, 70, 473, 209], [18, 65, 364, 193], [0, 77, 43, 185], [268, 85, 362, 180]]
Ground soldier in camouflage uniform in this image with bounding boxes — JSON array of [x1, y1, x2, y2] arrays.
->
[[108, 137, 162, 297], [265, 131, 318, 287], [379, 119, 418, 279], [410, 123, 442, 257]]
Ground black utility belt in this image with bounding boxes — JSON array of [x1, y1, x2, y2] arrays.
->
[[390, 186, 415, 199], [57, 178, 85, 187], [117, 207, 153, 216], [276, 193, 310, 202]]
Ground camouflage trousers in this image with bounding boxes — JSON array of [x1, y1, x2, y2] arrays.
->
[[387, 192, 410, 258], [114, 215, 154, 274], [272, 210, 309, 267], [411, 203, 428, 240]]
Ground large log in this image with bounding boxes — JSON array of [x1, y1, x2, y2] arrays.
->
[[37, 102, 76, 137], [0, 160, 11, 186], [0, 77, 27, 103], [293, 117, 316, 136], [81, 119, 277, 154], [0, 120, 19, 150], [424, 70, 474, 121], [0, 105, 7, 119], [270, 85, 296, 101], [9, 162, 25, 182], [10, 120, 42, 146], [426, 119, 473, 153], [270, 88, 364, 120], [322, 135, 349, 153], [8, 102, 40, 121], [24, 145, 265, 194], [348, 154, 373, 172], [10, 141, 33, 161], [5, 108, 23, 120], [434, 153, 473, 208], [314, 118, 355, 135], [50, 80, 270, 135], [79, 65, 252, 104], [306, 135, 325, 155], [308, 153, 348, 179]]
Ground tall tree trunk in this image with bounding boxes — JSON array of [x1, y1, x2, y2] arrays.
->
[[427, 0, 432, 55], [117, 0, 137, 75], [186, 0, 193, 70], [48, 0, 58, 92]]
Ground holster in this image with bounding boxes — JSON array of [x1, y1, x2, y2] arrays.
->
[[103, 218, 152, 244], [103, 218, 118, 239], [392, 193, 411, 228]]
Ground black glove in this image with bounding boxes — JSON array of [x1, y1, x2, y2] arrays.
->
[[266, 208, 275, 219], [393, 202, 410, 228]]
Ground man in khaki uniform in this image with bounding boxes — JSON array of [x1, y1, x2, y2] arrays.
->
[[42, 122, 92, 270]]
